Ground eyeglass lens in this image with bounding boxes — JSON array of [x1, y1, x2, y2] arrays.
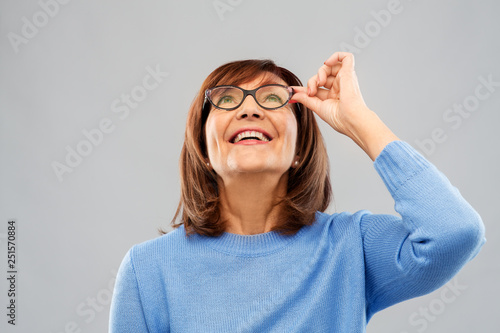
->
[[209, 86, 290, 110]]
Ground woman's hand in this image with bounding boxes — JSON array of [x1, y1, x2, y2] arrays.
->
[[291, 51, 400, 161], [290, 52, 369, 136]]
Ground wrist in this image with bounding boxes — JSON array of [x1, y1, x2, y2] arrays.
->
[[343, 108, 399, 161], [342, 106, 376, 131]]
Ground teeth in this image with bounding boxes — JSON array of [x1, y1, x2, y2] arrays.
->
[[233, 131, 270, 143]]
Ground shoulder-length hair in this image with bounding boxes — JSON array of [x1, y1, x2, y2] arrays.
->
[[159, 59, 332, 237]]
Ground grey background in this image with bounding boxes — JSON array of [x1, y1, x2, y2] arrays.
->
[[1, 0, 498, 332]]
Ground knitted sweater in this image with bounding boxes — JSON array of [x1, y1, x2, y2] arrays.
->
[[109, 140, 485, 332]]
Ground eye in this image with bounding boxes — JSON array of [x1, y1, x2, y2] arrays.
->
[[217, 95, 236, 106], [264, 94, 283, 103]]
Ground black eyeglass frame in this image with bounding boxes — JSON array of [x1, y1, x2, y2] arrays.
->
[[203, 84, 295, 111]]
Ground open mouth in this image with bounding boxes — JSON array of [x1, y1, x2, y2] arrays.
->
[[230, 130, 272, 144]]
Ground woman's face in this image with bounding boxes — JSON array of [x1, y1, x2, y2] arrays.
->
[[204, 74, 298, 181]]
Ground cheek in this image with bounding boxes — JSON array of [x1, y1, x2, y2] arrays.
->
[[204, 118, 215, 155], [205, 115, 225, 157], [281, 115, 298, 151]]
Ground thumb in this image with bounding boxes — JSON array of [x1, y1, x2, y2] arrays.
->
[[291, 88, 336, 127], [290, 87, 322, 112]]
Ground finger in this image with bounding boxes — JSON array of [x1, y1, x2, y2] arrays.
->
[[290, 86, 306, 101], [306, 74, 319, 96], [314, 87, 331, 101], [337, 65, 361, 97], [291, 86, 307, 94], [316, 76, 339, 100], [292, 86, 331, 102], [292, 90, 340, 127], [324, 52, 355, 69], [317, 65, 329, 87], [290, 91, 324, 111], [318, 63, 342, 87], [320, 63, 342, 81], [322, 76, 336, 90], [325, 52, 359, 98], [332, 76, 340, 96], [329, 62, 342, 77], [309, 60, 345, 96]]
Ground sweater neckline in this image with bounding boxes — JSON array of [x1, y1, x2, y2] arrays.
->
[[188, 224, 309, 257]]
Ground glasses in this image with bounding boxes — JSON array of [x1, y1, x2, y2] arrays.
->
[[204, 84, 294, 111]]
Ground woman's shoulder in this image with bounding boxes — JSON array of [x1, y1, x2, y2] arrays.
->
[[315, 209, 403, 236], [127, 225, 189, 262], [315, 209, 373, 226], [313, 209, 376, 237]]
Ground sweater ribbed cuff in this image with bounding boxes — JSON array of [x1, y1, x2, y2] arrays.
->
[[373, 140, 432, 195]]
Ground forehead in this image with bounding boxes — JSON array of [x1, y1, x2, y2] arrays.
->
[[222, 72, 287, 88]]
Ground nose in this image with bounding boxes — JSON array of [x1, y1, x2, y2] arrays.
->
[[235, 94, 265, 120]]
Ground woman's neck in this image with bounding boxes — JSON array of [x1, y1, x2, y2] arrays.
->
[[218, 172, 288, 235]]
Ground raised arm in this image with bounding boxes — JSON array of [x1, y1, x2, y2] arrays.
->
[[291, 52, 486, 319], [361, 140, 485, 318]]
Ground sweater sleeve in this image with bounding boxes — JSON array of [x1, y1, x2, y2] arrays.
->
[[109, 247, 150, 333], [361, 140, 486, 320]]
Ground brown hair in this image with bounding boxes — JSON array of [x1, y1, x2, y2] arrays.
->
[[159, 59, 332, 237]]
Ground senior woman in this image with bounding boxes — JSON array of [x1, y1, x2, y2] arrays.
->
[[109, 52, 485, 332]]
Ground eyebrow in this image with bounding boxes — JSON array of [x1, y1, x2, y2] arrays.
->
[[231, 74, 286, 88]]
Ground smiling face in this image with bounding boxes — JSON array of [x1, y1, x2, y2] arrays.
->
[[204, 74, 298, 181]]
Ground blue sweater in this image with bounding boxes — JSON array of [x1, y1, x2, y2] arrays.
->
[[109, 141, 485, 332]]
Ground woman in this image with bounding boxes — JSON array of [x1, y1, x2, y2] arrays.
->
[[109, 52, 485, 332]]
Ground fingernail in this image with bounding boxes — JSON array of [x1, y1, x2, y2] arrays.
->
[[289, 100, 297, 104]]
